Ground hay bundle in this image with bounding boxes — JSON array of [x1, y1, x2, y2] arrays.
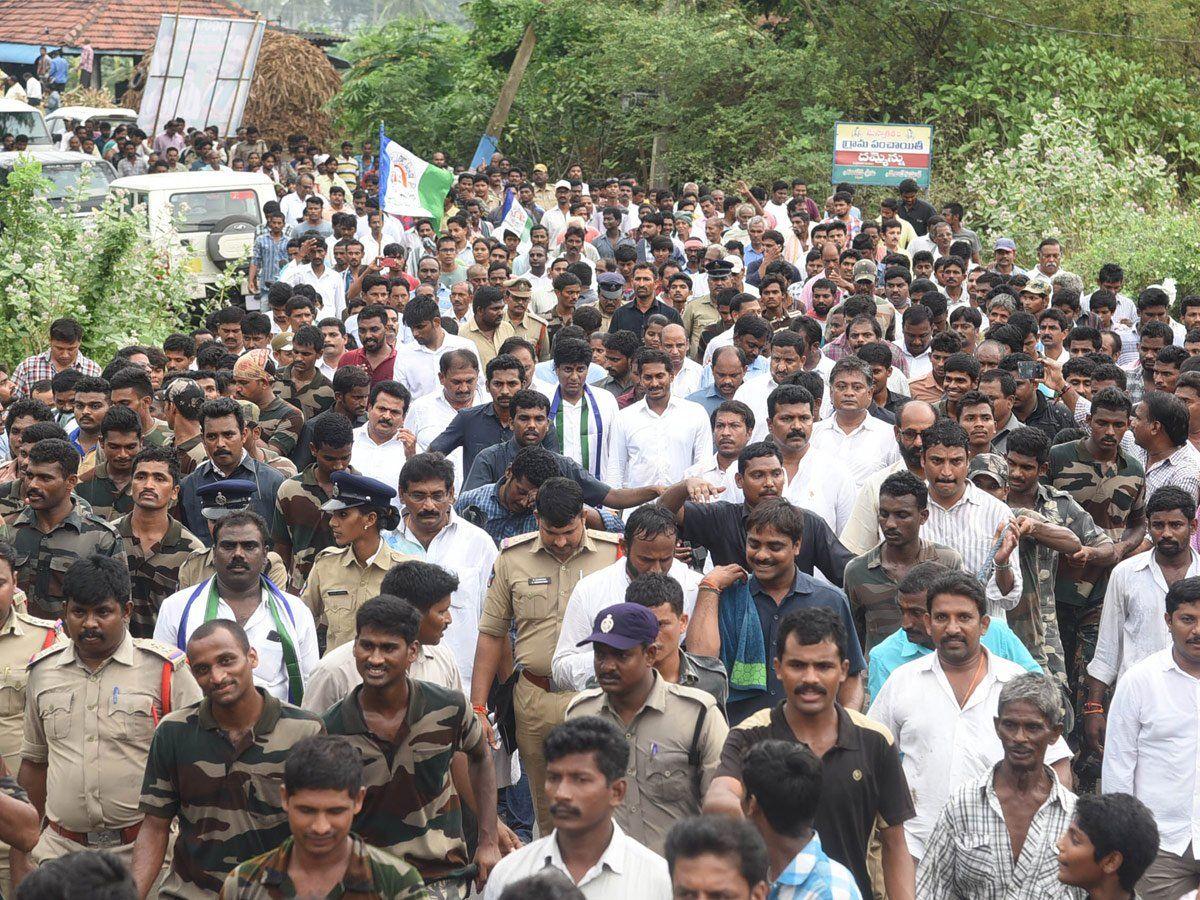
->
[[61, 87, 117, 108], [122, 28, 340, 146]]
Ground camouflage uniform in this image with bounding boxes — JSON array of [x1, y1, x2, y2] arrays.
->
[[256, 397, 304, 458], [139, 690, 324, 899], [258, 447, 298, 479], [173, 434, 206, 478], [1047, 439, 1146, 689], [176, 547, 289, 590], [1009, 484, 1112, 701], [143, 419, 173, 448], [0, 479, 25, 522], [74, 460, 134, 522], [113, 514, 206, 638], [271, 465, 339, 593], [842, 540, 963, 652], [219, 833, 430, 899], [277, 367, 335, 423], [0, 501, 126, 619], [323, 681, 483, 892]]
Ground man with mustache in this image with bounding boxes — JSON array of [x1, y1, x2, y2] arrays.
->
[[75, 405, 142, 522], [1098, 576, 1200, 900], [155, 510, 319, 705], [5, 439, 126, 620], [0, 421, 67, 521], [428, 353, 529, 478], [1083, 486, 1200, 756], [704, 607, 915, 899], [19, 554, 200, 869], [868, 571, 1073, 863], [918, 673, 1078, 898], [566, 602, 728, 855]]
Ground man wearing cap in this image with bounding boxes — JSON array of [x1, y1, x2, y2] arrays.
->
[[530, 164, 556, 211], [302, 471, 415, 651], [540, 180, 574, 245], [155, 507, 318, 704], [162, 379, 207, 477], [1019, 278, 1051, 316], [968, 452, 1010, 502], [566, 602, 727, 856], [683, 260, 733, 358], [503, 278, 550, 361], [595, 273, 628, 333], [231, 349, 305, 458], [990, 237, 1019, 277], [178, 479, 290, 588]]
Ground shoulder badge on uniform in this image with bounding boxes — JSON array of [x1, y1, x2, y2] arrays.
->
[[500, 532, 539, 551], [565, 686, 604, 713], [27, 642, 69, 667], [313, 544, 347, 560], [132, 638, 188, 669], [15, 609, 59, 631], [590, 530, 621, 544]]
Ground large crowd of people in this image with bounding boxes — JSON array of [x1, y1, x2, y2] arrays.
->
[[0, 119, 1188, 900]]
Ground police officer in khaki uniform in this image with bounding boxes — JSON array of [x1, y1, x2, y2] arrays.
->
[[176, 480, 289, 588], [566, 602, 728, 856], [503, 277, 551, 361], [302, 471, 415, 651], [470, 477, 619, 831], [0, 543, 57, 893], [18, 554, 201, 868]]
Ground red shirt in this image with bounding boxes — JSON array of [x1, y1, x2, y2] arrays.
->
[[338, 347, 397, 385]]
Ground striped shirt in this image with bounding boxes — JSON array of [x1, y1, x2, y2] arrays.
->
[[921, 481, 1023, 615], [770, 832, 863, 900], [251, 232, 289, 291], [915, 765, 1082, 900], [1134, 441, 1200, 505]]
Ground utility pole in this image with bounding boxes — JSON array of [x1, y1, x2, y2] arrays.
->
[[647, 0, 676, 188], [469, 8, 543, 169]]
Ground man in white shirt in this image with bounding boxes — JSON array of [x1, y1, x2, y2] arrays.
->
[[280, 236, 346, 320], [383, 451, 497, 686], [867, 569, 1073, 860], [1084, 485, 1200, 756], [734, 330, 809, 442], [481, 716, 672, 899], [1102, 575, 1200, 900], [683, 400, 752, 504], [155, 510, 318, 704], [900, 304, 935, 380], [605, 349, 709, 489], [808, 357, 900, 492], [395, 295, 481, 401], [660, 323, 703, 397], [351, 380, 414, 506], [553, 504, 702, 691], [404, 349, 486, 488], [279, 173, 316, 226], [535, 336, 619, 481]]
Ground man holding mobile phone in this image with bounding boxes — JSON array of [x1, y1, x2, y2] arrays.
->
[[998, 353, 1073, 441]]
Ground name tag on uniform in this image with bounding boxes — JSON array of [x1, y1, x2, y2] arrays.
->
[[527, 577, 551, 585], [327, 589, 349, 595]]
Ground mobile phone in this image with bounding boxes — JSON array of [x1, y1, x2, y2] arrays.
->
[[1017, 360, 1044, 380]]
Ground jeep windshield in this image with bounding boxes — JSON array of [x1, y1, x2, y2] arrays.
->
[[169, 189, 260, 232], [40, 162, 114, 211]]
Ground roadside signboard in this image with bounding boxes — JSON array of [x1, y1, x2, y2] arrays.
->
[[832, 121, 933, 188]]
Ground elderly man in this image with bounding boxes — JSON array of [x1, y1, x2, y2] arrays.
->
[[917, 673, 1079, 898]]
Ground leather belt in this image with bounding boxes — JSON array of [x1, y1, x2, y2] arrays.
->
[[49, 819, 142, 848], [521, 669, 552, 691]]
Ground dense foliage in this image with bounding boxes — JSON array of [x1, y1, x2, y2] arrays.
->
[[0, 162, 202, 368]]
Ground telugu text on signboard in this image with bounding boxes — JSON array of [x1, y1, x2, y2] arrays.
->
[[831, 122, 933, 188]]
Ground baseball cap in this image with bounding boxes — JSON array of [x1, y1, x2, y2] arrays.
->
[[994, 237, 1017, 252], [1020, 279, 1050, 297], [533, 163, 548, 173], [554, 179, 571, 191], [852, 259, 877, 283], [577, 603, 660, 650], [724, 255, 744, 275], [968, 453, 1008, 489]]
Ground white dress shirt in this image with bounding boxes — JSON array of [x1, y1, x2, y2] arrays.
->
[[921, 482, 1022, 614], [702, 328, 735, 366], [670, 357, 704, 398], [901, 344, 933, 380], [551, 558, 703, 691], [733, 374, 783, 443], [1086, 549, 1200, 685], [605, 396, 710, 489], [534, 382, 619, 479], [300, 638, 462, 715], [404, 385, 488, 490], [279, 191, 307, 225], [808, 414, 900, 492], [154, 578, 319, 702], [383, 510, 498, 687], [1103, 647, 1200, 856], [351, 423, 408, 506], [481, 821, 671, 900], [867, 649, 1072, 859], [782, 446, 857, 534], [394, 334, 481, 402], [683, 454, 744, 504], [280, 263, 346, 320]]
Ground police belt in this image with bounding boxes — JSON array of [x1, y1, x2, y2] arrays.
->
[[49, 819, 142, 848]]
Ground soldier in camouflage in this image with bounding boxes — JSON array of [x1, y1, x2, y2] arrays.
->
[[1003, 428, 1115, 718], [74, 406, 141, 522], [0, 421, 67, 524], [220, 735, 429, 899], [0, 439, 125, 620], [133, 619, 323, 899], [161, 378, 207, 478], [277, 325, 336, 422], [114, 447, 205, 638], [272, 412, 355, 593], [109, 366, 172, 449], [232, 350, 304, 458], [323, 595, 500, 900]]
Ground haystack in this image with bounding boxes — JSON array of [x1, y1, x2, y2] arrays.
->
[[121, 28, 340, 146]]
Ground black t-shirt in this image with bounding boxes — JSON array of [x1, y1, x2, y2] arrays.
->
[[716, 702, 915, 897]]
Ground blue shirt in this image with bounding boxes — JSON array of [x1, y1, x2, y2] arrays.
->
[[866, 619, 1043, 699], [48, 57, 68, 83], [455, 481, 623, 545], [697, 354, 769, 391], [251, 233, 289, 290], [686, 383, 731, 418], [728, 571, 867, 724], [770, 832, 863, 900]]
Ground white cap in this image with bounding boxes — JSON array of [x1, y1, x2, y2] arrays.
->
[[724, 255, 744, 274], [554, 179, 571, 190]]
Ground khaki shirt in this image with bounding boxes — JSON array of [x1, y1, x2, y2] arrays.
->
[[0, 606, 59, 770], [21, 632, 201, 831], [300, 541, 417, 650], [505, 311, 551, 361], [463, 317, 517, 368], [478, 530, 620, 678], [566, 671, 728, 854], [683, 295, 722, 358], [177, 548, 289, 590]]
